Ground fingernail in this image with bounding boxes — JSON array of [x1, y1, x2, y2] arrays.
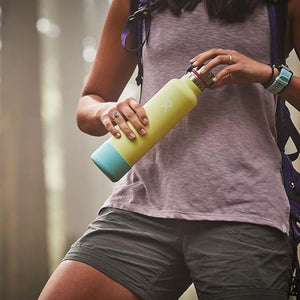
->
[[115, 132, 121, 138], [140, 129, 147, 135], [213, 77, 217, 82], [192, 61, 198, 66], [142, 118, 148, 125], [129, 133, 136, 140]]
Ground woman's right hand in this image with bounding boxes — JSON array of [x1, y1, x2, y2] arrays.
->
[[97, 97, 148, 140]]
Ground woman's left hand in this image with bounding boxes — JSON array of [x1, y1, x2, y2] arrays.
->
[[190, 48, 273, 88]]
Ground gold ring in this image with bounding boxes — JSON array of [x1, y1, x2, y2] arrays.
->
[[228, 54, 232, 65]]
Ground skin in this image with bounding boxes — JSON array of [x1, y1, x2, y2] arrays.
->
[[76, 0, 300, 142], [39, 0, 300, 299]]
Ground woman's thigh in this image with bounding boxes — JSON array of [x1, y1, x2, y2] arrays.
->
[[38, 260, 141, 300], [41, 208, 192, 300]]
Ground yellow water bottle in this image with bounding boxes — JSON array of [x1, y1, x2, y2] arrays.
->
[[91, 66, 215, 182]]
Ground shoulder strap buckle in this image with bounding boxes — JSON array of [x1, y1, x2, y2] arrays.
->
[[129, 4, 151, 21]]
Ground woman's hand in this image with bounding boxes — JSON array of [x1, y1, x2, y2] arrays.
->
[[190, 48, 273, 88], [96, 97, 148, 140]]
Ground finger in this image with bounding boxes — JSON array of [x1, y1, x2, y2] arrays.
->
[[111, 110, 137, 140], [116, 98, 148, 136], [190, 48, 227, 67], [112, 111, 121, 123], [128, 98, 148, 125], [101, 113, 121, 138], [200, 54, 235, 76], [213, 66, 235, 85], [212, 74, 233, 88], [119, 105, 147, 137]]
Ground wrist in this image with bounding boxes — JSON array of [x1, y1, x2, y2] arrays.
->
[[265, 64, 293, 94], [261, 64, 275, 88]]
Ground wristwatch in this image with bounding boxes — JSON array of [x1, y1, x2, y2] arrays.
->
[[266, 64, 293, 94]]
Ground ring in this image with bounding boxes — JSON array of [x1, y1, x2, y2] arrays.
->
[[113, 111, 120, 119], [228, 54, 232, 65]]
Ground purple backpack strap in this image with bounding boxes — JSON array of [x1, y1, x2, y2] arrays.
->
[[121, 0, 162, 85], [268, 0, 300, 161], [268, 0, 300, 159], [121, 0, 151, 53], [269, 1, 300, 298]]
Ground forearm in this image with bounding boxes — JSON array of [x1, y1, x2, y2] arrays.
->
[[75, 0, 137, 137]]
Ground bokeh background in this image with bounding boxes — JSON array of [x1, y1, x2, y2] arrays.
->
[[1, 1, 299, 299]]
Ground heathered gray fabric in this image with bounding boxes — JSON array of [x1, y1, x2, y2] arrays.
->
[[102, 2, 290, 233]]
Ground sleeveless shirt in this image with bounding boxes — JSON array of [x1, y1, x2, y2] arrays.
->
[[102, 2, 290, 234]]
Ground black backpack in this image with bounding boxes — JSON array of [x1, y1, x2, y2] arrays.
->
[[122, 0, 300, 297]]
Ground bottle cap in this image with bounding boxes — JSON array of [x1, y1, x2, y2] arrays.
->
[[186, 65, 215, 91]]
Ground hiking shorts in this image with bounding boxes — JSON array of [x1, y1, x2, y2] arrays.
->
[[63, 207, 295, 300]]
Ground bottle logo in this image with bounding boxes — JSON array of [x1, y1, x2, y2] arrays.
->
[[161, 99, 173, 112]]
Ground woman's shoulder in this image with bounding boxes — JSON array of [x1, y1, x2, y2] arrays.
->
[[105, 0, 131, 23]]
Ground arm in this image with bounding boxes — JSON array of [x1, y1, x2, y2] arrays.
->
[[189, 0, 300, 111], [279, 0, 300, 110], [76, 0, 148, 139]]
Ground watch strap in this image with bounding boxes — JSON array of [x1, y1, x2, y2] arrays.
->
[[266, 66, 293, 94]]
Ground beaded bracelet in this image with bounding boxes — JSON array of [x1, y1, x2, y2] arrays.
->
[[262, 64, 274, 88]]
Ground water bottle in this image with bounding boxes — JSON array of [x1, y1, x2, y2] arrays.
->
[[91, 66, 215, 182]]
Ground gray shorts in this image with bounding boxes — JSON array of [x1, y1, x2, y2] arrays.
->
[[64, 208, 295, 300]]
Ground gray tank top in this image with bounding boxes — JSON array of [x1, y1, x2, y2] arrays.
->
[[103, 2, 290, 233]]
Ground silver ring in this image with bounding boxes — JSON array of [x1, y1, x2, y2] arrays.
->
[[228, 54, 232, 65], [113, 111, 120, 119]]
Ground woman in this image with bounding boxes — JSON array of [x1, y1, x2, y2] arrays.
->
[[39, 0, 300, 299]]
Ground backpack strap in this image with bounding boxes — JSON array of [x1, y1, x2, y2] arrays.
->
[[268, 1, 300, 298], [268, 0, 287, 65], [267, 0, 300, 161], [121, 0, 163, 85]]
